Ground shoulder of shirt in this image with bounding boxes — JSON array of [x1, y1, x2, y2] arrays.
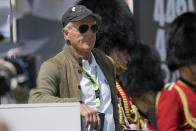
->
[[163, 82, 175, 91], [47, 51, 66, 64], [155, 82, 177, 109]]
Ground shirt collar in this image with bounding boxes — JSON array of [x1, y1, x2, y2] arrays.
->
[[63, 43, 83, 64]]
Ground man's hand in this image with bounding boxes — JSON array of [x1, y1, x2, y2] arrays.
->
[[80, 103, 101, 130], [129, 124, 139, 129]]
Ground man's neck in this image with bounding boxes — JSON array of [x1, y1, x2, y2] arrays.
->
[[71, 47, 92, 64], [83, 53, 92, 64]]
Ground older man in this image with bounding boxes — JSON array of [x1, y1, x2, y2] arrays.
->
[[29, 5, 120, 131]]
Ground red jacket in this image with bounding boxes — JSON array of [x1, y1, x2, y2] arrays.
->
[[116, 80, 156, 130], [156, 80, 196, 131]]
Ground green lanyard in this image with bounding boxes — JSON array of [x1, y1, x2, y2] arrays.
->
[[82, 66, 100, 108]]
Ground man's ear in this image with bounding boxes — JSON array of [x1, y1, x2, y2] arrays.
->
[[62, 28, 69, 40]]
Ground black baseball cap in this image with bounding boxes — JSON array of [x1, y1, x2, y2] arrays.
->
[[62, 5, 101, 27]]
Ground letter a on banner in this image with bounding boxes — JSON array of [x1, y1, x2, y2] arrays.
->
[[153, 0, 165, 27]]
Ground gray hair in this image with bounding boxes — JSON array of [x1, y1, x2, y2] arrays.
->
[[64, 22, 72, 32], [63, 22, 72, 43]]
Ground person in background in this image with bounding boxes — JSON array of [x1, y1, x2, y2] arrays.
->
[[29, 4, 121, 131], [77, 0, 143, 129], [121, 43, 164, 130], [156, 12, 196, 131]]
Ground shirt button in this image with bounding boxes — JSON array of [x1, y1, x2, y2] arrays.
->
[[79, 57, 82, 61], [105, 79, 109, 85], [78, 70, 82, 74], [79, 61, 82, 66], [78, 85, 81, 90]]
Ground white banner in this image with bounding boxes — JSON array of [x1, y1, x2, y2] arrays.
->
[[0, 103, 81, 131]]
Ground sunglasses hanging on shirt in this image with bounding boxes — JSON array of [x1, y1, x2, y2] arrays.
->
[[78, 24, 98, 34]]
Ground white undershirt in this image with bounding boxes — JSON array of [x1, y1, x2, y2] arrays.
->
[[80, 53, 115, 131]]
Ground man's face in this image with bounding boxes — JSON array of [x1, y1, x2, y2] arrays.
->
[[132, 90, 155, 114], [189, 63, 196, 76], [63, 16, 97, 55], [110, 47, 131, 74]]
